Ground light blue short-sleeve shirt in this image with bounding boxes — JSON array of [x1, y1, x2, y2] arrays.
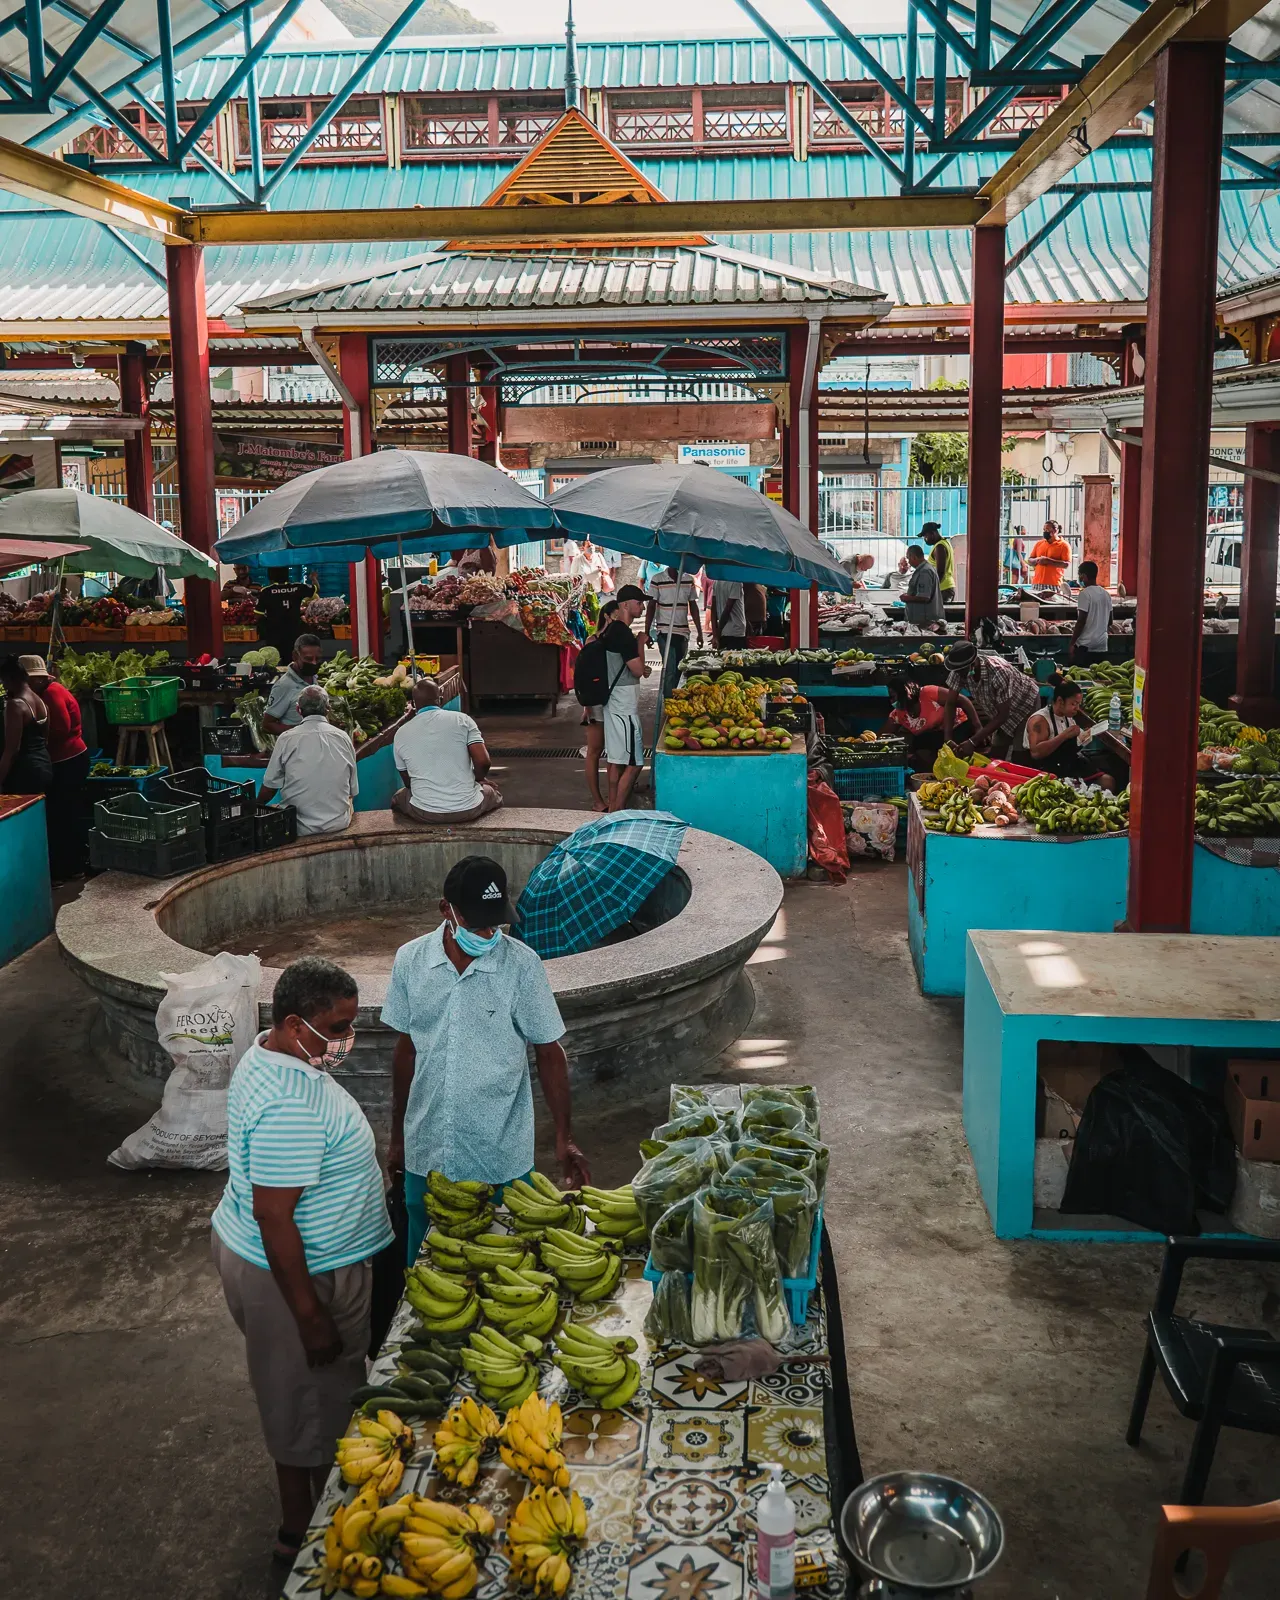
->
[[211, 1036, 393, 1273], [380, 926, 565, 1185]]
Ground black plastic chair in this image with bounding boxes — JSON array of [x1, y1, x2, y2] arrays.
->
[[1126, 1235, 1280, 1505]]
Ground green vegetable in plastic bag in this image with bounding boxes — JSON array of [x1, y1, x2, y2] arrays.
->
[[742, 1084, 820, 1135], [650, 1194, 695, 1273], [690, 1187, 789, 1346], [720, 1162, 818, 1279], [669, 1085, 711, 1118], [632, 1138, 720, 1233], [645, 1269, 693, 1346], [760, 1128, 829, 1197], [639, 1110, 724, 1160]]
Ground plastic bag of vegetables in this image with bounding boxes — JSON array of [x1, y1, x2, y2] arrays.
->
[[632, 1138, 721, 1234], [690, 1186, 789, 1345], [649, 1193, 696, 1273], [720, 1161, 818, 1279], [644, 1270, 694, 1346], [758, 1128, 829, 1196], [639, 1109, 723, 1160], [741, 1085, 820, 1137]]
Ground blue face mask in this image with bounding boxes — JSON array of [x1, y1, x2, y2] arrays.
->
[[449, 905, 501, 957]]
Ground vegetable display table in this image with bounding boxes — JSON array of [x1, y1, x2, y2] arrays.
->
[[284, 1234, 857, 1600], [963, 929, 1280, 1240], [654, 738, 808, 877], [906, 797, 1280, 997], [0, 796, 52, 966]]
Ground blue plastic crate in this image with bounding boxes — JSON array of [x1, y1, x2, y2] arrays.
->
[[642, 1204, 823, 1326], [832, 765, 907, 802]]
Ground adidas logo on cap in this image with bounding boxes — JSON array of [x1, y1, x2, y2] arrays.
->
[[481, 881, 502, 900]]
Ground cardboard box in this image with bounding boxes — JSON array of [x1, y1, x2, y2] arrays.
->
[[1036, 1041, 1124, 1136], [1225, 1069, 1280, 1162]]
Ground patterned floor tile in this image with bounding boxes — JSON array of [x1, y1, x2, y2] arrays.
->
[[625, 1538, 746, 1600], [745, 1405, 825, 1476], [645, 1410, 746, 1471], [651, 1351, 749, 1411], [562, 1405, 646, 1466], [634, 1469, 745, 1541]]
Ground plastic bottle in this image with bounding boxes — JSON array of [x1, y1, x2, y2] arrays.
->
[[755, 1463, 796, 1600], [1108, 692, 1122, 733]]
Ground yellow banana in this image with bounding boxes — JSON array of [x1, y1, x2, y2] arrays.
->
[[380, 1577, 431, 1597], [352, 1580, 381, 1598], [438, 1570, 478, 1600]]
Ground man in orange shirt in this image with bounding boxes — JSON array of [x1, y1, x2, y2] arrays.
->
[[1030, 520, 1071, 588]]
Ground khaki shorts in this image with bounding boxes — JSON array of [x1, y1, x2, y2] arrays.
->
[[212, 1230, 371, 1469]]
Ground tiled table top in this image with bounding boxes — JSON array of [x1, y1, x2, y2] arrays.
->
[[287, 1257, 847, 1600]]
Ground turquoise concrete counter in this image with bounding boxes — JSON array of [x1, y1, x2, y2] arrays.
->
[[654, 743, 808, 877], [906, 800, 1280, 996], [963, 929, 1280, 1239], [0, 796, 52, 966]]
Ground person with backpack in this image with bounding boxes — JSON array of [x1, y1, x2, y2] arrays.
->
[[572, 584, 650, 811], [577, 601, 616, 812]]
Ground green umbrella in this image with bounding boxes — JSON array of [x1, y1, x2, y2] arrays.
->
[[0, 489, 218, 580]]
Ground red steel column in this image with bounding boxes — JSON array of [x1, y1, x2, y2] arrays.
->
[[339, 334, 382, 661], [165, 244, 221, 658], [445, 354, 472, 457], [118, 341, 153, 518], [783, 326, 819, 647], [1127, 41, 1226, 932], [1230, 422, 1280, 726], [1117, 340, 1141, 594], [966, 224, 1005, 631]]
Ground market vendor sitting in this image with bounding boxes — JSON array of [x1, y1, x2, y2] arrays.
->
[[1025, 673, 1118, 790], [391, 677, 503, 825], [263, 634, 324, 737], [259, 685, 359, 836], [942, 639, 1041, 758]]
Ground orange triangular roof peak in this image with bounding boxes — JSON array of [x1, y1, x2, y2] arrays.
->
[[444, 107, 707, 252]]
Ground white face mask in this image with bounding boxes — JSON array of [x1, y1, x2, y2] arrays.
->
[[300, 1018, 355, 1069]]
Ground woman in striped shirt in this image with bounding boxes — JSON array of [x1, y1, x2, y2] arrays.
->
[[212, 958, 391, 1561]]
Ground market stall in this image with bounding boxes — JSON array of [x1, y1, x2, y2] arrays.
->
[[0, 795, 53, 966], [284, 1084, 861, 1600]]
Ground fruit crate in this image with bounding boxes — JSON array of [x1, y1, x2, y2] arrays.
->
[[253, 803, 297, 852], [205, 813, 256, 863], [222, 625, 258, 642], [202, 721, 255, 756], [100, 674, 181, 726], [158, 766, 256, 827], [643, 1205, 823, 1326], [92, 789, 203, 844], [88, 826, 206, 878], [832, 765, 907, 802]]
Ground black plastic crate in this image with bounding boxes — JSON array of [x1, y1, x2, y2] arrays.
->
[[93, 788, 204, 843], [253, 803, 297, 852], [202, 722, 254, 756], [88, 827, 207, 878], [205, 813, 255, 863], [159, 766, 256, 827]]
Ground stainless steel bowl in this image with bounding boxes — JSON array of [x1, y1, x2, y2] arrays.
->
[[840, 1472, 1004, 1592]]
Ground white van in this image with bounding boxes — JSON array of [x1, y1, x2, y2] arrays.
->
[[1205, 523, 1243, 587]]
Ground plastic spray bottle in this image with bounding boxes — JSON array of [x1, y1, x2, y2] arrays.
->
[[755, 1463, 796, 1600]]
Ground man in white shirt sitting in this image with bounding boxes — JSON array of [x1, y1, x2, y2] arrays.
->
[[259, 685, 358, 837], [391, 678, 503, 824]]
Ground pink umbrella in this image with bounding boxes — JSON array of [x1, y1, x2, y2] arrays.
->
[[0, 536, 90, 575]]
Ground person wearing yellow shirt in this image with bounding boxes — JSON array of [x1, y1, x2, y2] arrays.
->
[[922, 523, 956, 603]]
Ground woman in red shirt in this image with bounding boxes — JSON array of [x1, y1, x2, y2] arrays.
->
[[887, 679, 976, 768], [20, 655, 90, 880]]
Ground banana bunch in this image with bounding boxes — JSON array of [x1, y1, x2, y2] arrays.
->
[[350, 1330, 461, 1420], [424, 1230, 473, 1280], [916, 778, 967, 809], [506, 1486, 588, 1597], [475, 1260, 560, 1341], [578, 1184, 646, 1249], [551, 1321, 642, 1409], [309, 1481, 404, 1596], [499, 1391, 570, 1489], [405, 1261, 480, 1335], [504, 1173, 586, 1238], [431, 1396, 501, 1488], [1018, 772, 1129, 835], [426, 1172, 495, 1241], [460, 1232, 536, 1274], [539, 1227, 623, 1303], [923, 786, 984, 835], [336, 1411, 415, 1491], [394, 1496, 495, 1599], [1195, 776, 1280, 835], [460, 1325, 543, 1411]]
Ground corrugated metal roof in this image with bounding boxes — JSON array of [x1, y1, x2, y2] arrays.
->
[[0, 147, 1277, 322], [241, 244, 884, 315], [169, 33, 930, 102]]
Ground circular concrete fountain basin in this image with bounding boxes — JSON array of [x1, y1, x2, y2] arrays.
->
[[58, 808, 782, 1125]]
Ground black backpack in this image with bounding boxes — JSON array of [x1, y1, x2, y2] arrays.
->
[[574, 635, 629, 707]]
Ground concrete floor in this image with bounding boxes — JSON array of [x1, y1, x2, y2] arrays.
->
[[2, 693, 1278, 1598]]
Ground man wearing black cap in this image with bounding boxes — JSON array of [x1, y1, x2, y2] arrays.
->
[[600, 583, 651, 812], [382, 855, 591, 1263]]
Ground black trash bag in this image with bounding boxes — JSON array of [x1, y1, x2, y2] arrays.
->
[[1060, 1057, 1236, 1235]]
